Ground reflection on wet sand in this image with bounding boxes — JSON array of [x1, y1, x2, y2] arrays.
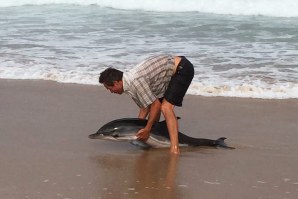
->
[[91, 150, 181, 199]]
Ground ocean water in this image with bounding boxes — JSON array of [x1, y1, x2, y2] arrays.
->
[[1, 0, 298, 99]]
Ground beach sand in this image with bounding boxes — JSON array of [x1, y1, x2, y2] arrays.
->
[[1, 79, 298, 199]]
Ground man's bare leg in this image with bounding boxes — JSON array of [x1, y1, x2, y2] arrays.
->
[[161, 99, 180, 154]]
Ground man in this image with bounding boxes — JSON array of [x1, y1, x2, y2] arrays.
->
[[99, 55, 194, 154]]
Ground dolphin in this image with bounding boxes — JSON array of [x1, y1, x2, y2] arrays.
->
[[89, 118, 234, 149]]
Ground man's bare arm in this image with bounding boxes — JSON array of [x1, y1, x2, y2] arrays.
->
[[136, 99, 161, 140]]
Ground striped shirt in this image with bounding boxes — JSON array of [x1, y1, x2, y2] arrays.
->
[[123, 55, 175, 108]]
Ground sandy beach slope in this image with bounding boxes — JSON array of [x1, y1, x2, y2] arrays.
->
[[1, 79, 298, 199]]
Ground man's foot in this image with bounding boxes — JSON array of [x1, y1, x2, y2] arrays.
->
[[170, 146, 180, 154]]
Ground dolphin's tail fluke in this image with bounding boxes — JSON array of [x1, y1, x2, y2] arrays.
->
[[215, 137, 235, 149]]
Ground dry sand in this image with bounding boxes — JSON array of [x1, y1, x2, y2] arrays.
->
[[1, 79, 298, 199]]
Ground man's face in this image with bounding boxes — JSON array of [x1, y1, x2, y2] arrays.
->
[[104, 81, 123, 94]]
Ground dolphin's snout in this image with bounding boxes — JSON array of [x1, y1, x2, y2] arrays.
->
[[88, 133, 104, 139]]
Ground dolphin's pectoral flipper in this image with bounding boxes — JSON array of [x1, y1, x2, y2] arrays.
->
[[130, 140, 152, 149]]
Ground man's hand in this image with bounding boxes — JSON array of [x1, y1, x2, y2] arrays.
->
[[136, 128, 150, 141]]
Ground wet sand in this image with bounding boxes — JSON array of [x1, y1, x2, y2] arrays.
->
[[1, 79, 298, 199]]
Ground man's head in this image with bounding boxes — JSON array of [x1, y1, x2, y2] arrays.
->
[[99, 67, 124, 94]]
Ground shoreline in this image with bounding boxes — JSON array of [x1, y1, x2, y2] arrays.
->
[[1, 79, 298, 199], [2, 78, 298, 101]]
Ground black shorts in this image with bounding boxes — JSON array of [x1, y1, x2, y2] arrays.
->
[[162, 56, 194, 107]]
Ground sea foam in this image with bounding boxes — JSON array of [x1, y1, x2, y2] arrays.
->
[[1, 3, 297, 99]]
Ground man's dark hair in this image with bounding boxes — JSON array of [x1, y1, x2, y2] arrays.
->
[[99, 67, 123, 86]]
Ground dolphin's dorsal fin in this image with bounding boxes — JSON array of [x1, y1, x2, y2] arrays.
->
[[155, 117, 181, 130], [157, 117, 181, 125]]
